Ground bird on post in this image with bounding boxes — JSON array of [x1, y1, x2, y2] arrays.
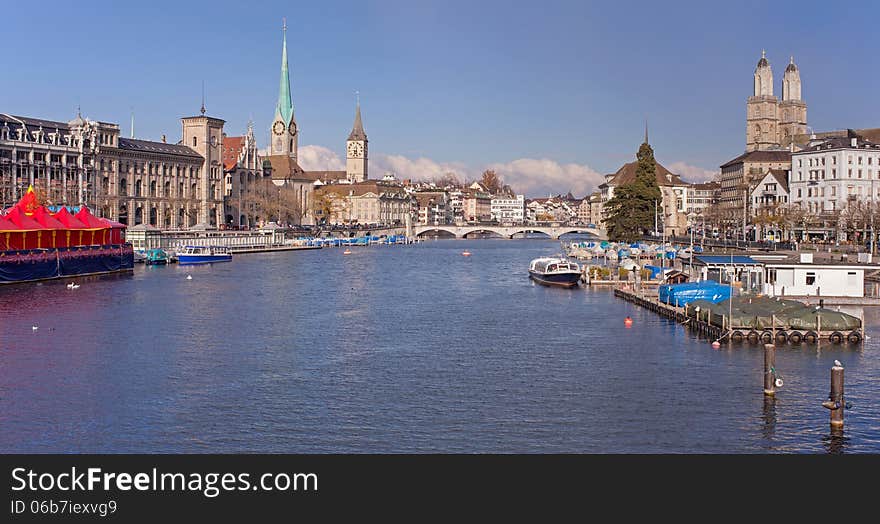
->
[[834, 360, 843, 368]]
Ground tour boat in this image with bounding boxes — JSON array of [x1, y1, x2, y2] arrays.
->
[[528, 257, 582, 288], [145, 248, 169, 265], [176, 245, 232, 264]]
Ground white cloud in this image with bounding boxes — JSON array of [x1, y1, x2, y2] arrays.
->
[[667, 161, 718, 184], [264, 145, 605, 197], [257, 145, 345, 171], [486, 158, 604, 198], [371, 154, 472, 182], [297, 145, 345, 171]]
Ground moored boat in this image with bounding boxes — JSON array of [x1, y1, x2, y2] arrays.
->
[[528, 257, 581, 288], [176, 245, 232, 264], [145, 248, 169, 265]]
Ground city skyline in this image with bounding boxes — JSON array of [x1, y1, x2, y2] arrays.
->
[[4, 0, 879, 197]]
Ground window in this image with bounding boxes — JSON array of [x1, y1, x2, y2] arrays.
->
[[798, 159, 803, 167], [192, 137, 197, 147]]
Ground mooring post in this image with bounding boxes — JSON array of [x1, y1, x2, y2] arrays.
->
[[821, 362, 845, 428], [763, 343, 776, 396]]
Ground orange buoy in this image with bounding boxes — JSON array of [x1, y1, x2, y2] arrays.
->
[[461, 251, 471, 257], [624, 316, 633, 328], [711, 340, 721, 349], [343, 249, 352, 255]]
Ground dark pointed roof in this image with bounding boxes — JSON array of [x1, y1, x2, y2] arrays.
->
[[757, 49, 769, 68], [348, 103, 366, 141], [785, 56, 798, 73]]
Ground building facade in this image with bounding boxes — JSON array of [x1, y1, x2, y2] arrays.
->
[[719, 150, 791, 212], [1, 111, 223, 228], [223, 123, 272, 227], [789, 135, 880, 240], [491, 194, 525, 224]]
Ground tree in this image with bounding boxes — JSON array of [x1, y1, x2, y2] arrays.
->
[[479, 169, 503, 194], [602, 141, 662, 242], [432, 172, 462, 188]]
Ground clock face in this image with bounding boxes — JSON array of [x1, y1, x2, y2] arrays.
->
[[288, 122, 297, 136], [348, 142, 363, 157], [272, 121, 285, 135]]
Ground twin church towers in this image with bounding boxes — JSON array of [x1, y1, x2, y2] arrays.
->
[[268, 20, 368, 182], [746, 50, 807, 151]]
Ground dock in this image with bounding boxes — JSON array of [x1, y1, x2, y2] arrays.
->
[[614, 287, 863, 345]]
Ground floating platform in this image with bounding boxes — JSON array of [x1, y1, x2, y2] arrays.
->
[[614, 288, 863, 345]]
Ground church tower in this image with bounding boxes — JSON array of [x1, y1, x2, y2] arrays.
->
[[269, 19, 297, 160], [779, 56, 807, 147], [346, 97, 368, 182], [746, 50, 779, 151]]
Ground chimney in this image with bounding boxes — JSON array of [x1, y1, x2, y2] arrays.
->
[[161, 134, 167, 143]]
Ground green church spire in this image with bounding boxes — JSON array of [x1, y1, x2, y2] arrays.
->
[[276, 18, 294, 125]]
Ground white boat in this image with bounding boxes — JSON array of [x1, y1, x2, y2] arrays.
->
[[176, 245, 232, 264], [528, 257, 582, 288]]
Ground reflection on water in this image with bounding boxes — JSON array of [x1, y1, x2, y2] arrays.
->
[[0, 238, 878, 453]]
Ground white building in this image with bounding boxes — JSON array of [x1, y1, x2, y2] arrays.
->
[[490, 194, 524, 224], [790, 134, 880, 215]]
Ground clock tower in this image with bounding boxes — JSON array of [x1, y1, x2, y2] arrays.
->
[[346, 99, 367, 182], [270, 19, 297, 160]]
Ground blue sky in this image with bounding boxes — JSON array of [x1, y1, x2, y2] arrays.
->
[[4, 0, 879, 196]]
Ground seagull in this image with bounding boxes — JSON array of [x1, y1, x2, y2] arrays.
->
[[31, 325, 38, 331], [834, 359, 843, 367], [186, 275, 193, 280]]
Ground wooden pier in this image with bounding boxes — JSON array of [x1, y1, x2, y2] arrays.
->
[[613, 287, 862, 344]]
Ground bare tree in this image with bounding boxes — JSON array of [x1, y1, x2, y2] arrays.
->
[[479, 169, 503, 194]]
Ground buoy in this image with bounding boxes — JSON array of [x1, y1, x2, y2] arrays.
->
[[711, 340, 721, 349], [186, 275, 193, 280], [462, 251, 471, 257], [343, 249, 352, 255], [624, 316, 633, 327], [775, 377, 784, 388]]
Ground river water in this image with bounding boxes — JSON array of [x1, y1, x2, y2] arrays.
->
[[1, 238, 878, 453]]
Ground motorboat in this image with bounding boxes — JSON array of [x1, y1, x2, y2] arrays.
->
[[145, 248, 169, 265], [528, 257, 582, 288], [176, 245, 232, 264]]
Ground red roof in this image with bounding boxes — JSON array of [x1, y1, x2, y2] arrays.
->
[[75, 207, 110, 229], [4, 205, 44, 230], [53, 206, 88, 229], [0, 215, 26, 231], [222, 136, 245, 171], [32, 206, 68, 230]]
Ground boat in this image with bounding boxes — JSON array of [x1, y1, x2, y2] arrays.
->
[[145, 248, 169, 265], [176, 245, 232, 264], [528, 257, 582, 288]]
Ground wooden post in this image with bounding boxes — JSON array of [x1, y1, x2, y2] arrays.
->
[[763, 344, 776, 396], [822, 362, 845, 427]]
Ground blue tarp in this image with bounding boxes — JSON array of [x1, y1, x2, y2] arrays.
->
[[644, 265, 663, 279], [659, 281, 732, 306]]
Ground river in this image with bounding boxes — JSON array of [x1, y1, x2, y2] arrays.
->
[[1, 238, 878, 453]]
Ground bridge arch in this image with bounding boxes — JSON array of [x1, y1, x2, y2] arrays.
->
[[462, 229, 505, 239], [415, 227, 459, 238]]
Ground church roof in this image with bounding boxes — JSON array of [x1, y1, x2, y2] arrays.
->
[[720, 150, 791, 169], [222, 136, 245, 171], [265, 154, 308, 180], [304, 170, 347, 182], [607, 159, 685, 187], [348, 103, 366, 141], [785, 57, 798, 73]]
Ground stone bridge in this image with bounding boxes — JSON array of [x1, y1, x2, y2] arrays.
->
[[413, 224, 607, 240]]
